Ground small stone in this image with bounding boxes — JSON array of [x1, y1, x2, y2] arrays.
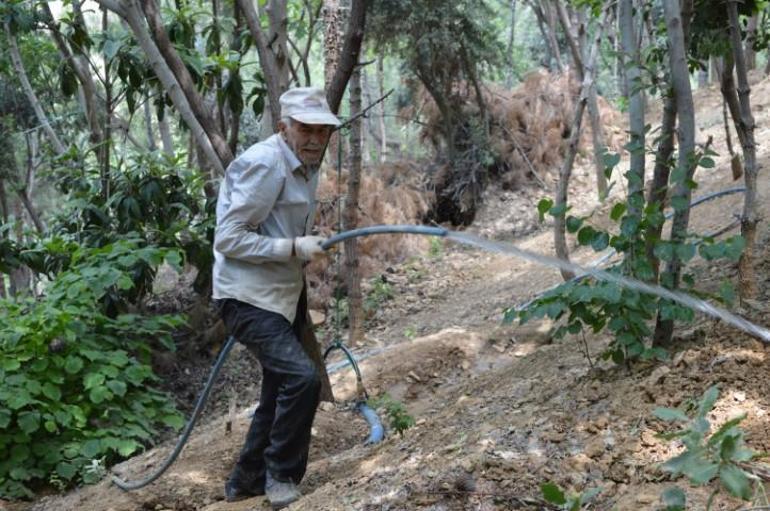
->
[[584, 438, 605, 459], [733, 391, 746, 402], [636, 493, 656, 504], [309, 309, 326, 326]]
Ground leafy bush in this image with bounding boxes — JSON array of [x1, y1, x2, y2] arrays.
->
[[368, 393, 415, 436], [655, 386, 756, 507], [541, 482, 601, 510], [512, 155, 744, 364], [0, 240, 185, 499]]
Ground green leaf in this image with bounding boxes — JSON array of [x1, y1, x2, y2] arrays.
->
[[541, 482, 567, 505], [671, 196, 689, 212], [566, 216, 583, 233], [603, 152, 621, 169], [654, 407, 689, 422], [699, 156, 716, 168], [610, 203, 627, 221], [718, 281, 736, 305], [64, 356, 84, 374], [89, 386, 113, 404], [42, 382, 62, 401], [106, 380, 127, 397], [686, 461, 718, 484], [1, 358, 21, 371], [591, 232, 610, 251], [698, 386, 720, 417], [56, 461, 77, 480], [117, 439, 140, 457], [577, 226, 596, 245], [83, 372, 105, 390], [0, 409, 11, 428], [17, 411, 41, 434], [719, 464, 752, 500], [81, 439, 101, 458], [160, 413, 185, 430], [662, 486, 686, 511]]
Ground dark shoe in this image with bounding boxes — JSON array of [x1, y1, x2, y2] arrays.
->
[[265, 472, 301, 510], [224, 469, 265, 502]]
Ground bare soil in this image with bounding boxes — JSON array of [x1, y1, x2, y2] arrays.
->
[[4, 73, 770, 511]]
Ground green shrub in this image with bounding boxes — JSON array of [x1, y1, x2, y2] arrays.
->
[[0, 240, 185, 499]]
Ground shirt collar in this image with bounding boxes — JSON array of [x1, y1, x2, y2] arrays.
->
[[275, 134, 303, 172]]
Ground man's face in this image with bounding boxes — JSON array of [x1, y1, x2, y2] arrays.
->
[[279, 119, 334, 166]]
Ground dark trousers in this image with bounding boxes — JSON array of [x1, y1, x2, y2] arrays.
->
[[219, 298, 321, 486]]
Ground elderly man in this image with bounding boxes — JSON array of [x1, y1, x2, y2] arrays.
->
[[213, 87, 339, 510]]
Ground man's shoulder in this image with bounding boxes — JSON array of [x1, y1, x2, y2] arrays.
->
[[234, 135, 283, 169]]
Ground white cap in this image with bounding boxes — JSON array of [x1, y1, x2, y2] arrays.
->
[[279, 87, 341, 127]]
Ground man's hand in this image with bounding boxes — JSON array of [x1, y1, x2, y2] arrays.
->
[[294, 236, 327, 261]]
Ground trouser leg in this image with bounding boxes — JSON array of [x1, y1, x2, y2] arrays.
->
[[220, 299, 321, 484]]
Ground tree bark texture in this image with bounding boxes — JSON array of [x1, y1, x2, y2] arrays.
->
[[41, 3, 104, 150], [139, 0, 233, 169], [727, 0, 760, 300], [654, 0, 697, 346], [344, 65, 364, 346], [645, 91, 676, 281], [555, 2, 608, 199], [553, 12, 607, 281], [5, 22, 66, 155], [96, 0, 225, 176], [619, 0, 645, 213]]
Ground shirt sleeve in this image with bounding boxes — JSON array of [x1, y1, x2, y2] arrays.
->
[[214, 158, 294, 264]]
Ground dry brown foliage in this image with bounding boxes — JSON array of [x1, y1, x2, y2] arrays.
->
[[305, 160, 434, 309], [416, 70, 625, 187]]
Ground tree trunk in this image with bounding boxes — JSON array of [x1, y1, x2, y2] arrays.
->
[[645, 91, 676, 282], [653, 0, 697, 346], [506, 0, 517, 87], [376, 55, 388, 162], [41, 2, 104, 151], [536, 0, 564, 73], [553, 12, 607, 281], [727, 0, 759, 300], [5, 22, 66, 155], [236, 0, 283, 131], [619, 0, 645, 215], [344, 65, 364, 346], [325, 0, 366, 114], [158, 108, 174, 156], [138, 0, 233, 169], [144, 93, 158, 152], [96, 0, 225, 175], [555, 3, 608, 199], [744, 15, 758, 71]]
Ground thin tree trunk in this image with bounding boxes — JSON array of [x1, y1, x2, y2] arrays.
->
[[553, 12, 607, 281], [727, 0, 759, 300], [376, 56, 388, 162], [539, 0, 564, 73], [645, 91, 676, 282], [344, 65, 364, 347], [325, 0, 367, 114], [744, 15, 758, 71], [95, 0, 225, 175], [101, 7, 112, 201], [159, 108, 174, 156], [41, 2, 104, 150], [236, 0, 285, 131], [138, 0, 233, 169], [5, 22, 66, 155], [653, 0, 697, 346], [506, 0, 517, 87], [619, 0, 645, 214], [144, 92, 157, 151], [555, 3, 608, 199]]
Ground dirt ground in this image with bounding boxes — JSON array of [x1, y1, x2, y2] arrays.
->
[[4, 74, 770, 511]]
